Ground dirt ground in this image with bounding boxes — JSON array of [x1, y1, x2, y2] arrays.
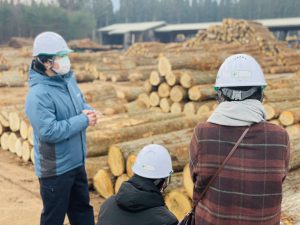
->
[[0, 150, 104, 225]]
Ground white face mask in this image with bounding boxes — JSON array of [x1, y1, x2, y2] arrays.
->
[[53, 56, 71, 75]]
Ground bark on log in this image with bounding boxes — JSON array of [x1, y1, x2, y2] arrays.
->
[[0, 71, 25, 87], [264, 88, 300, 102], [84, 85, 117, 103], [125, 100, 147, 113], [116, 86, 145, 102], [197, 101, 217, 116]]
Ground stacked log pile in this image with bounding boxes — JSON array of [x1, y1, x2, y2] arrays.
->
[[183, 19, 300, 74]]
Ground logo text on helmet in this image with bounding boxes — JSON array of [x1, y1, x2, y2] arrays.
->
[[231, 70, 252, 81]]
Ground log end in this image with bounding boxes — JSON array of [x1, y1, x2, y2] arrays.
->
[[93, 169, 114, 199], [108, 145, 125, 177], [126, 154, 137, 178], [279, 111, 294, 126]]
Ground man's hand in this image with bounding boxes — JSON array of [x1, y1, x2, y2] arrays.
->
[[82, 110, 103, 126]]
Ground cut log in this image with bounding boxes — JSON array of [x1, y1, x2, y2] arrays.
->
[[0, 112, 9, 128], [158, 82, 171, 98], [149, 92, 160, 107], [8, 132, 18, 153], [279, 107, 300, 126], [197, 101, 216, 116], [15, 138, 23, 157], [28, 126, 34, 145], [9, 111, 21, 132], [85, 156, 109, 185], [165, 71, 181, 86], [149, 71, 164, 86], [125, 101, 147, 113], [30, 147, 35, 164], [22, 141, 31, 162], [179, 70, 216, 88], [170, 102, 184, 113], [286, 124, 300, 137], [188, 84, 216, 101], [143, 80, 155, 93], [87, 115, 207, 157], [264, 101, 300, 120], [116, 85, 146, 102], [126, 154, 136, 177], [264, 88, 300, 102], [170, 85, 188, 102], [114, 174, 130, 194], [93, 168, 115, 199], [160, 98, 173, 113], [137, 93, 150, 108], [1, 132, 10, 150], [268, 119, 281, 126], [90, 99, 127, 115], [84, 85, 117, 103], [20, 119, 30, 140], [165, 189, 192, 221], [183, 164, 193, 198], [289, 137, 300, 171], [0, 71, 25, 87], [108, 146, 125, 177], [184, 102, 203, 116]]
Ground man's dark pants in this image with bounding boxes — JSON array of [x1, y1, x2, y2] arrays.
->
[[39, 165, 94, 225]]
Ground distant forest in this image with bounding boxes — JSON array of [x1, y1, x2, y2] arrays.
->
[[0, 0, 299, 43]]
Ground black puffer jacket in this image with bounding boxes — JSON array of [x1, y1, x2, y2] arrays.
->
[[97, 175, 178, 225]]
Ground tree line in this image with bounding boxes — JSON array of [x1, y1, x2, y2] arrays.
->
[[0, 0, 299, 44]]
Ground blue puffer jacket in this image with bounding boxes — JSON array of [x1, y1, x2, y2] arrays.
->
[[25, 66, 91, 178]]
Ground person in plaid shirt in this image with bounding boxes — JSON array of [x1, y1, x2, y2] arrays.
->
[[190, 54, 290, 225]]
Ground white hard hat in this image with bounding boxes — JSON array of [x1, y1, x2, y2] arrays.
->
[[215, 54, 267, 89], [32, 31, 73, 57], [132, 144, 173, 179]]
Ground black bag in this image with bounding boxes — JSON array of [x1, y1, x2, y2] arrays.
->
[[178, 127, 250, 225]]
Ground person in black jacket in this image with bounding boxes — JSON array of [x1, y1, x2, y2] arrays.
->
[[97, 144, 178, 225]]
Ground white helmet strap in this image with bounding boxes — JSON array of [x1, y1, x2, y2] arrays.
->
[[220, 87, 260, 101]]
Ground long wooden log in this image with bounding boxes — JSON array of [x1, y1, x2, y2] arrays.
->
[[126, 154, 136, 177], [83, 85, 117, 103], [179, 70, 217, 88], [158, 82, 171, 98], [149, 92, 160, 107], [170, 102, 184, 113], [160, 98, 173, 113], [107, 129, 193, 176], [279, 107, 300, 126], [165, 71, 181, 86], [264, 101, 300, 120], [264, 88, 300, 102], [149, 71, 164, 86], [87, 115, 203, 157], [85, 156, 109, 185], [188, 84, 216, 101], [116, 86, 146, 102]]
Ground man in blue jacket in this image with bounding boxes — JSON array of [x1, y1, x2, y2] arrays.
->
[[25, 32, 100, 225]]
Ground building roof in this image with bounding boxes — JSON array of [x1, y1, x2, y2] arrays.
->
[[155, 17, 300, 33], [98, 21, 166, 35], [155, 22, 221, 32], [257, 17, 300, 28]]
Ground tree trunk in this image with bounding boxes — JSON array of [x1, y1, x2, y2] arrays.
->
[[125, 100, 147, 113], [15, 138, 23, 158], [165, 71, 182, 86], [116, 85, 145, 102], [28, 126, 34, 145], [83, 85, 117, 103], [149, 71, 164, 86], [197, 101, 217, 116], [0, 71, 25, 87], [8, 132, 19, 153]]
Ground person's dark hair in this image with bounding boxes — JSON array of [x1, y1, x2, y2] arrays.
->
[[134, 174, 166, 191], [217, 86, 263, 102], [33, 55, 54, 73]]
